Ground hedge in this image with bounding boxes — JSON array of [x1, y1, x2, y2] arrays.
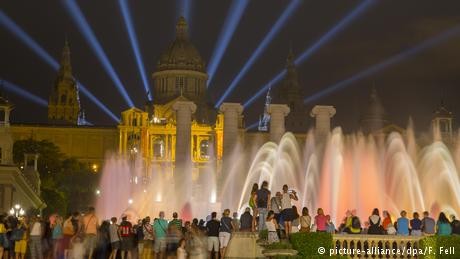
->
[[419, 235, 460, 259], [265, 241, 293, 250], [290, 232, 335, 259]]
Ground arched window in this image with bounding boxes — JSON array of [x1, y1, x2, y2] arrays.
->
[[200, 140, 210, 160], [60, 94, 67, 104], [153, 137, 165, 159]]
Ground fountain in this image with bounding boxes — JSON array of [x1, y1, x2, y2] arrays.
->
[[96, 126, 460, 223]]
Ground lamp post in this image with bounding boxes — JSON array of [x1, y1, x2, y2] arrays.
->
[[9, 204, 25, 217]]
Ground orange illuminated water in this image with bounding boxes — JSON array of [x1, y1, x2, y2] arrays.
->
[[96, 127, 460, 223]]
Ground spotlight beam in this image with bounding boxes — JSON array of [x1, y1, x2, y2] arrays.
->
[[0, 10, 59, 70], [2, 79, 48, 107], [246, 121, 259, 131], [78, 83, 120, 122], [243, 0, 376, 109], [215, 0, 302, 108], [0, 10, 119, 122], [118, 0, 152, 101], [62, 0, 135, 108], [304, 24, 460, 104], [177, 0, 192, 23], [207, 0, 249, 86]]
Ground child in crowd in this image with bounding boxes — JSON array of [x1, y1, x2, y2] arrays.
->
[[70, 235, 85, 259], [266, 211, 279, 244], [177, 238, 187, 259]]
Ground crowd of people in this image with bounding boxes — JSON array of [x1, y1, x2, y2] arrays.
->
[[248, 182, 460, 240], [0, 182, 459, 258]]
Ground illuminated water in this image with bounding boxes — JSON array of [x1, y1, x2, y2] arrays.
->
[[96, 128, 460, 222]]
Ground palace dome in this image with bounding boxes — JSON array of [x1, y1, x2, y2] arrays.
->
[[156, 17, 205, 73]]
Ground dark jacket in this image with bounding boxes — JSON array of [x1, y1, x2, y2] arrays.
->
[[240, 212, 253, 231]]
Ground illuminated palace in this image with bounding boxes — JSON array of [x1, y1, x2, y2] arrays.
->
[[8, 17, 456, 177]]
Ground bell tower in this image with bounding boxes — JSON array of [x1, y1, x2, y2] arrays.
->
[[48, 40, 81, 125], [274, 46, 308, 132]]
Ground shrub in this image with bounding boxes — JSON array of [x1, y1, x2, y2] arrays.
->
[[290, 232, 333, 258], [265, 241, 293, 250], [419, 235, 460, 259], [259, 229, 268, 240]]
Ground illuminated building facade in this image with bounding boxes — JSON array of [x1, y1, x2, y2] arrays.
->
[[10, 16, 447, 181]]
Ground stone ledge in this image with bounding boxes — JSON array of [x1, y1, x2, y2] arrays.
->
[[262, 249, 298, 256]]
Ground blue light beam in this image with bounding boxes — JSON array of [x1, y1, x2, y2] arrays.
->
[[215, 0, 302, 108], [0, 10, 59, 70], [246, 121, 259, 131], [243, 0, 376, 109], [62, 0, 134, 108], [207, 0, 249, 86], [177, 0, 192, 24], [118, 0, 152, 100], [304, 24, 460, 105], [0, 10, 119, 122], [78, 83, 120, 122], [2, 79, 48, 107]]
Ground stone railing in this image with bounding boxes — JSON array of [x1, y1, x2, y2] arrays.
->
[[332, 234, 425, 258]]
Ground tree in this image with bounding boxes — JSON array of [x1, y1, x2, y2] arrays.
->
[[13, 138, 100, 216]]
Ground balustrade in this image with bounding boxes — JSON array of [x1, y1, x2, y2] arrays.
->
[[332, 234, 425, 258]]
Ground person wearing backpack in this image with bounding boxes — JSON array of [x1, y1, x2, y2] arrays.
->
[[343, 210, 362, 234], [219, 209, 235, 258], [82, 207, 99, 259], [256, 181, 271, 231], [118, 215, 133, 259]]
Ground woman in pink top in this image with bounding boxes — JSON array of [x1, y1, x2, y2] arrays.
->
[[315, 208, 328, 232]]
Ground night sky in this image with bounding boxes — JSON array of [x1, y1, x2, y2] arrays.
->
[[1, 0, 460, 132]]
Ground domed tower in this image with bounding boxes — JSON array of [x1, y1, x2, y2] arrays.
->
[[48, 40, 81, 125], [153, 17, 214, 123]]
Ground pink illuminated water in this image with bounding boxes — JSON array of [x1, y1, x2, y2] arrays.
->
[[96, 127, 460, 223]]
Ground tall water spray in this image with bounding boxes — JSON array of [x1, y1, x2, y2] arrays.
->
[[96, 127, 460, 222]]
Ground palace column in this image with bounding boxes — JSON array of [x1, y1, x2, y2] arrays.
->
[[268, 104, 290, 143], [310, 105, 336, 141], [172, 100, 196, 205], [219, 103, 243, 159], [218, 103, 243, 195]]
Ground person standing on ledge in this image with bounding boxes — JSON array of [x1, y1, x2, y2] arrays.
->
[[82, 207, 99, 259], [256, 181, 271, 231], [280, 184, 298, 238], [206, 212, 220, 259]]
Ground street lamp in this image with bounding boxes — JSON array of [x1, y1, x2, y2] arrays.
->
[[9, 204, 25, 217]]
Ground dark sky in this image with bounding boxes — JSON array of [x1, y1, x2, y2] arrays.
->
[[1, 0, 460, 132]]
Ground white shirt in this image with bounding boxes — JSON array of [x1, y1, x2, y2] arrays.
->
[[30, 222, 41, 236], [281, 193, 292, 210], [266, 219, 277, 232]]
